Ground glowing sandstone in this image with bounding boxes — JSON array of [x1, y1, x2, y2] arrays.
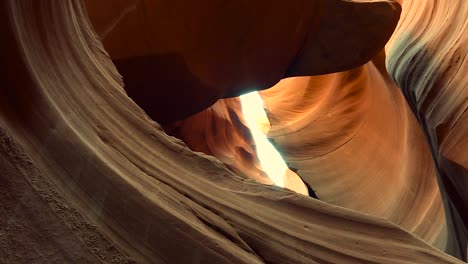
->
[[240, 91, 309, 196], [0, 0, 467, 263]]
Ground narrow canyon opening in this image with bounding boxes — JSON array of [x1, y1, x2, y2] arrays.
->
[[239, 91, 309, 196]]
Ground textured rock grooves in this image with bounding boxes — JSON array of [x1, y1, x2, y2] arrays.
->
[[386, 0, 468, 259], [0, 1, 466, 264]]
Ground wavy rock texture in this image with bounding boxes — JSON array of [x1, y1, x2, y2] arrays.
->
[[0, 1, 466, 264], [386, 0, 468, 259]]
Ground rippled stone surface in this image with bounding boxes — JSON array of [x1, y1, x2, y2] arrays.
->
[[0, 0, 466, 263]]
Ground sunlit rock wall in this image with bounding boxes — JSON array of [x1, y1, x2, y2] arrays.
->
[[0, 0, 466, 263]]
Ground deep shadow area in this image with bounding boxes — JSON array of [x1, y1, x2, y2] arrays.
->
[[439, 156, 468, 260], [114, 54, 222, 124]]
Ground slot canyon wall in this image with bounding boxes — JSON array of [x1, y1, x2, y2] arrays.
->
[[0, 0, 466, 263]]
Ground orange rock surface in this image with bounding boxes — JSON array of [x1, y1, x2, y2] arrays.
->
[[0, 0, 466, 263]]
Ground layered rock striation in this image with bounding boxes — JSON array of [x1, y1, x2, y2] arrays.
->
[[0, 0, 466, 263]]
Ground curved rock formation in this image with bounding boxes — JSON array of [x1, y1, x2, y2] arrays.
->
[[386, 0, 468, 259], [83, 0, 401, 124], [0, 0, 466, 263]]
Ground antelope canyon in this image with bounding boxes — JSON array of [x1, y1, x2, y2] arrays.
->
[[0, 0, 467, 263]]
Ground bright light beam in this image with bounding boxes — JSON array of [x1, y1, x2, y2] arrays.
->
[[240, 91, 287, 188]]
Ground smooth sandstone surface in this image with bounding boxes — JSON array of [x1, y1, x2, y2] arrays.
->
[[0, 0, 466, 263], [83, 0, 401, 123]]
